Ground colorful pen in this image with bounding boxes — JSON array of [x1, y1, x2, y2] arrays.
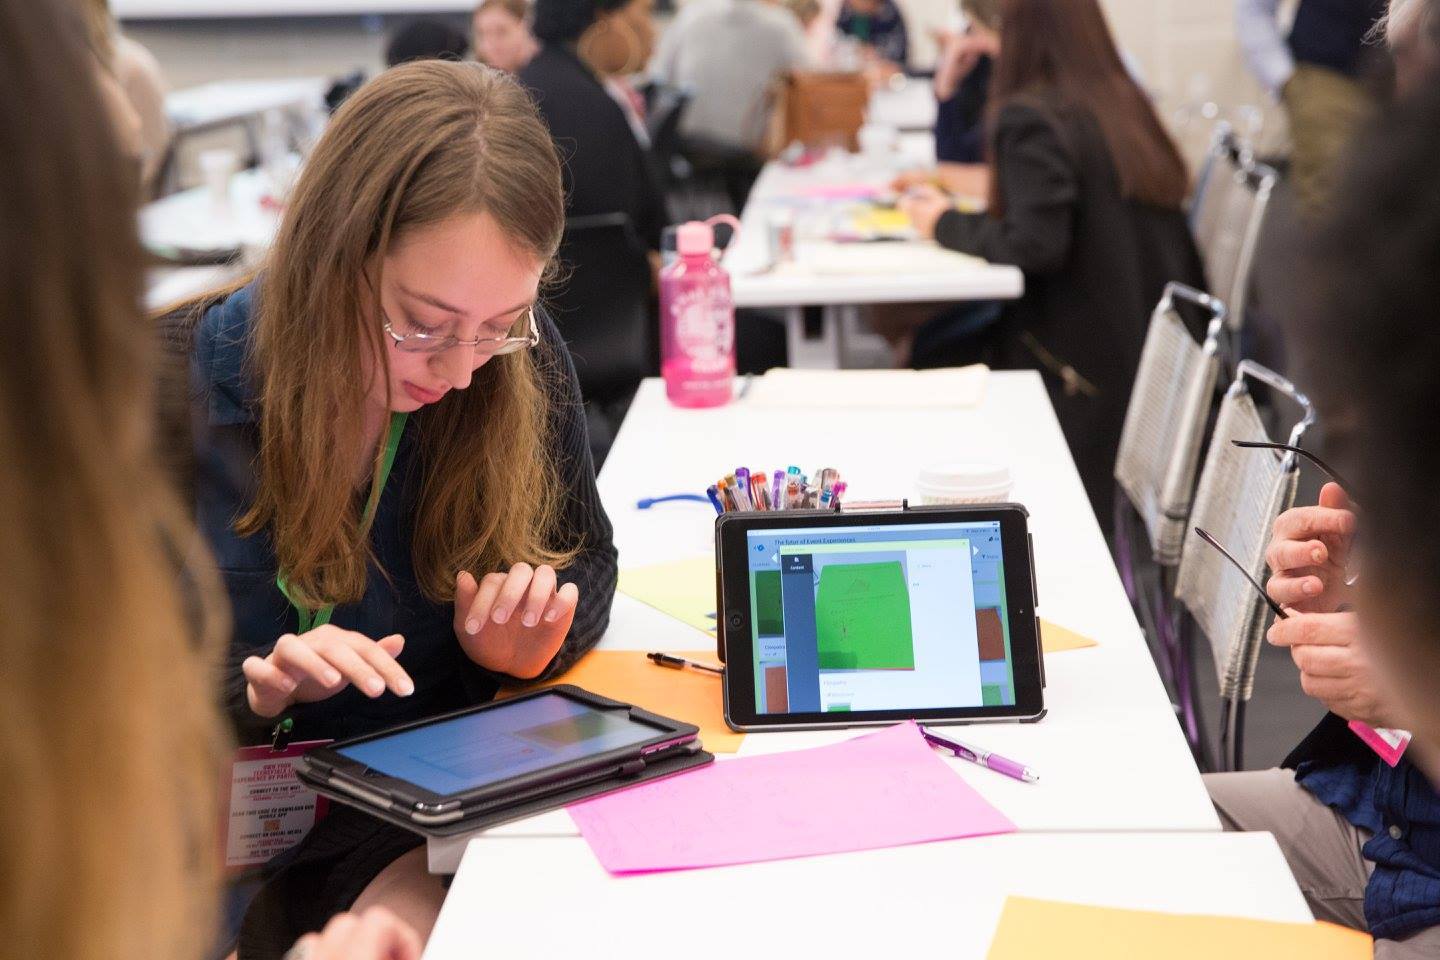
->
[[771, 469, 785, 511], [919, 725, 1039, 783], [646, 652, 724, 675], [830, 480, 848, 510], [706, 485, 724, 515], [734, 468, 752, 510]]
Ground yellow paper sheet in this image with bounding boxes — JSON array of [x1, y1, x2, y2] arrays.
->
[[501, 649, 743, 752], [618, 556, 717, 635], [986, 897, 1372, 960], [618, 557, 1100, 655], [1039, 619, 1099, 653]]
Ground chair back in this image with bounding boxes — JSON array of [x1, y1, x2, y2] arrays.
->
[[646, 82, 692, 185], [1174, 361, 1313, 768], [1189, 124, 1278, 334], [1114, 283, 1228, 567], [547, 212, 655, 408]]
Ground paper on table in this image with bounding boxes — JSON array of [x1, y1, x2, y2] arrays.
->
[[775, 239, 987, 276], [1039, 620, 1099, 653], [617, 556, 716, 634], [499, 650, 743, 753], [618, 555, 1100, 656], [985, 897, 1372, 959], [569, 721, 1015, 874], [744, 365, 989, 409]]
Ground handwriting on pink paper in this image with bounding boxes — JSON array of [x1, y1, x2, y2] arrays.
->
[[568, 721, 1015, 874]]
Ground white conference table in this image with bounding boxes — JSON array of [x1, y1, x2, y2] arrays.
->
[[726, 135, 1022, 369], [426, 832, 1310, 959], [141, 164, 283, 260], [423, 373, 1302, 956], [426, 372, 1220, 873], [165, 77, 328, 138]]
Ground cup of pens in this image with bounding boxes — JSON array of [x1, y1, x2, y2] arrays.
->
[[708, 466, 847, 514]]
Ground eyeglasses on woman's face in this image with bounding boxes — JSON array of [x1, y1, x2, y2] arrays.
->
[[382, 303, 540, 356]]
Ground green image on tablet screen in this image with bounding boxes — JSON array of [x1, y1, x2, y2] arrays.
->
[[745, 521, 1016, 714]]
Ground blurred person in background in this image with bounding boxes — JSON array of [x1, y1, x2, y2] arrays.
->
[[1235, 0, 1389, 217], [83, 0, 168, 191], [385, 17, 470, 66], [473, 0, 539, 72], [650, 0, 808, 208], [0, 2, 423, 960], [836, 0, 909, 71], [900, 0, 1203, 534], [521, 0, 668, 250]]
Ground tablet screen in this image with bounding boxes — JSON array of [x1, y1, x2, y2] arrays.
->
[[744, 520, 1017, 714], [335, 693, 661, 796]]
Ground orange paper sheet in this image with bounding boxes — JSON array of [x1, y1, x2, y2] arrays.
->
[[502, 650, 743, 753], [986, 897, 1372, 960]]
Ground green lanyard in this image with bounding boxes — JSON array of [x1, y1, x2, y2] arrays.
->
[[276, 411, 409, 633]]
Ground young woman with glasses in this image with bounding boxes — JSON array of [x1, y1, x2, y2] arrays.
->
[[184, 60, 618, 956]]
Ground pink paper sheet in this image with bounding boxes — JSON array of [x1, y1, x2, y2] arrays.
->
[[568, 721, 1016, 874]]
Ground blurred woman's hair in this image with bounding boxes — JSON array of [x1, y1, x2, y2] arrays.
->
[[990, 0, 1188, 211], [0, 3, 228, 960]]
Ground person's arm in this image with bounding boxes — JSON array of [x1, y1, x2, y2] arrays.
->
[[930, 104, 1077, 274], [1234, 0, 1295, 97]]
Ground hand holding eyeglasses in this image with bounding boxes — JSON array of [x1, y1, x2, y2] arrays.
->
[[453, 563, 579, 679], [1264, 482, 1357, 614]]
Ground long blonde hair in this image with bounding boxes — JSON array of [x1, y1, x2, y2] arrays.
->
[[236, 61, 576, 610], [0, 3, 226, 960]]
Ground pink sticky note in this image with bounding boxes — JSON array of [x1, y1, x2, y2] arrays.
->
[[568, 721, 1016, 874], [795, 182, 883, 201]]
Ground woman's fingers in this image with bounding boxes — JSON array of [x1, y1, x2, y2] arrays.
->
[[520, 565, 557, 627], [243, 655, 298, 717], [348, 633, 414, 697], [544, 581, 580, 624], [459, 571, 507, 636], [271, 633, 343, 688], [313, 633, 391, 698], [338, 907, 423, 960], [490, 563, 534, 626]]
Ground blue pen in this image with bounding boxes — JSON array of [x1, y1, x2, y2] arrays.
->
[[771, 469, 785, 511], [706, 485, 724, 515]]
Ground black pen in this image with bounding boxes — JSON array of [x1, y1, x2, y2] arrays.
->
[[646, 652, 724, 675]]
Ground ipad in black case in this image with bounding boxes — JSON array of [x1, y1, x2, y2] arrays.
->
[[716, 504, 1046, 731], [296, 686, 711, 830]]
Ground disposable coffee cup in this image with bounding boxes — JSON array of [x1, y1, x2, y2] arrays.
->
[[915, 462, 1013, 505]]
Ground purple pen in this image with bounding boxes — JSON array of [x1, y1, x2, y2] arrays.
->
[[919, 725, 1039, 783], [734, 468, 751, 510], [772, 469, 786, 511]]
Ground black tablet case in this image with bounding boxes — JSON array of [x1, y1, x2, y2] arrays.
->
[[296, 737, 713, 842]]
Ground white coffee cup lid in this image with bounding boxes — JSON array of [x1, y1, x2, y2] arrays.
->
[[916, 462, 1012, 495]]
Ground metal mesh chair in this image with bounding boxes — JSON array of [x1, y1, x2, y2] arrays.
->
[[1188, 124, 1278, 336], [1115, 283, 1229, 567], [1174, 361, 1313, 770], [1112, 285, 1228, 750]]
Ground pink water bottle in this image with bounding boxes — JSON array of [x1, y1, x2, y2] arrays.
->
[[661, 216, 738, 408]]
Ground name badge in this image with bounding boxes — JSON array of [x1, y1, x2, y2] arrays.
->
[[1349, 721, 1412, 768], [225, 740, 332, 871]]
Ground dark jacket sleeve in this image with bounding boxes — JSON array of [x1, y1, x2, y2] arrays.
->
[[933, 103, 1078, 275], [464, 307, 619, 691]]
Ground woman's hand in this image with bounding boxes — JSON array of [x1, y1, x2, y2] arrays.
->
[[283, 907, 421, 960], [898, 184, 956, 240], [454, 564, 579, 679], [243, 626, 414, 719]]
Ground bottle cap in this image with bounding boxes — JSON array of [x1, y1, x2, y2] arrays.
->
[[676, 220, 714, 256]]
